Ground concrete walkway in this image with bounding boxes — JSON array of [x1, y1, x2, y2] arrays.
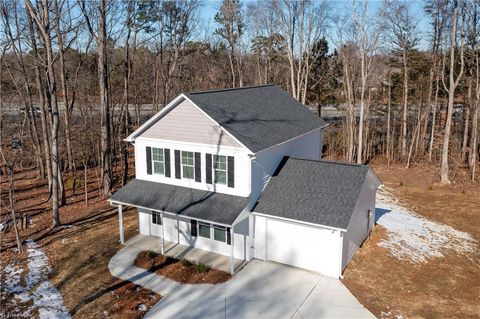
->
[[108, 239, 375, 319]]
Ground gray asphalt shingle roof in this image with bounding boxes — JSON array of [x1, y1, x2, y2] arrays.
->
[[109, 179, 249, 225], [185, 85, 327, 152], [254, 157, 371, 229]]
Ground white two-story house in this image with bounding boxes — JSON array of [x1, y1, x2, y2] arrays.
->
[[109, 85, 381, 278]]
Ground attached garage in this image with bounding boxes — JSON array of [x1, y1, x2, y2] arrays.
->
[[254, 214, 343, 277], [253, 157, 381, 278]]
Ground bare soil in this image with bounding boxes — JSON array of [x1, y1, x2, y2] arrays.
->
[[342, 159, 480, 319], [134, 251, 232, 284], [0, 166, 161, 318]]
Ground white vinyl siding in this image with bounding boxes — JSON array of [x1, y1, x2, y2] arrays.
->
[[141, 99, 241, 147]]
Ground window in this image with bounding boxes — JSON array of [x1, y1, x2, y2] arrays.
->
[[198, 222, 210, 238], [152, 148, 165, 175], [213, 155, 227, 185], [182, 151, 194, 179], [152, 212, 162, 225], [213, 225, 226, 242]]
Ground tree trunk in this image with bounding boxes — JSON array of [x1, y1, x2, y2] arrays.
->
[[56, 17, 74, 173], [26, 0, 62, 226], [98, 0, 112, 196], [27, 11, 52, 194], [357, 52, 367, 164], [401, 50, 409, 159], [440, 1, 464, 184], [461, 78, 472, 162]]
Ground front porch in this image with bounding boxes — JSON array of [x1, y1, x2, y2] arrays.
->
[[124, 234, 244, 274]]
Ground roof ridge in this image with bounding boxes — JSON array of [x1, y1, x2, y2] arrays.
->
[[187, 84, 276, 95], [289, 157, 369, 168]]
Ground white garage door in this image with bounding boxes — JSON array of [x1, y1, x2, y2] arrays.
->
[[255, 216, 342, 277]]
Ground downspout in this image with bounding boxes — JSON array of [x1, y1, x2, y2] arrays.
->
[[338, 230, 345, 279]]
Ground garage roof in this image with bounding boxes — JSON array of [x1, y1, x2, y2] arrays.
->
[[109, 179, 249, 225], [254, 157, 374, 230]]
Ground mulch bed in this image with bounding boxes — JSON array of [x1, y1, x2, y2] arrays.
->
[[134, 251, 231, 284]]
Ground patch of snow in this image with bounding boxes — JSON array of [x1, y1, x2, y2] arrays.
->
[[25, 240, 71, 319], [1, 239, 71, 319], [376, 189, 477, 264], [137, 304, 147, 312]]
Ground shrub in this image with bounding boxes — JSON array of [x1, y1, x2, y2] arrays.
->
[[181, 259, 193, 267], [195, 263, 209, 273], [146, 251, 158, 260]]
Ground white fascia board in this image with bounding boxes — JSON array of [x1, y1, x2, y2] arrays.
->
[[124, 94, 185, 142], [182, 94, 254, 155], [135, 136, 246, 152], [252, 211, 346, 232], [367, 167, 383, 189], [108, 199, 233, 227]]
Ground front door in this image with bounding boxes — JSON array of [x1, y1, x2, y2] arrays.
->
[[151, 211, 162, 237]]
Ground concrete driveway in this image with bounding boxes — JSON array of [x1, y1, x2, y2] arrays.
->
[[143, 259, 375, 319]]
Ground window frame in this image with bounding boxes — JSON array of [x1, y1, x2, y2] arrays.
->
[[198, 222, 211, 239], [152, 211, 162, 225], [213, 224, 226, 242], [181, 151, 194, 180], [152, 147, 165, 176], [212, 155, 227, 185]]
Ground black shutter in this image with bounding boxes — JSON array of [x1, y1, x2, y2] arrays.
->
[[191, 220, 197, 237], [227, 227, 231, 245], [146, 147, 152, 175], [205, 153, 212, 184], [174, 150, 181, 179], [227, 156, 235, 188], [164, 149, 171, 177], [194, 152, 201, 182]]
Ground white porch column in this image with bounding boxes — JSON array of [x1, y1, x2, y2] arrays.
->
[[118, 205, 124, 244], [177, 219, 180, 244], [161, 212, 165, 255], [230, 224, 235, 275]]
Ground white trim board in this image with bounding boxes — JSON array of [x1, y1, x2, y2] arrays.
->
[[252, 211, 346, 233]]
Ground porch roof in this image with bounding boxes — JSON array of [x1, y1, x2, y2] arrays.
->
[[109, 179, 249, 225]]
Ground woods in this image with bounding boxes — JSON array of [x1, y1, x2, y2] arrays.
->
[[1, 0, 479, 233]]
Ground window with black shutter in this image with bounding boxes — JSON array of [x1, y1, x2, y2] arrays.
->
[[174, 150, 181, 179], [226, 227, 231, 245], [205, 153, 212, 184], [146, 147, 152, 175], [227, 156, 235, 188], [194, 152, 201, 182], [164, 149, 171, 177], [190, 220, 197, 237]]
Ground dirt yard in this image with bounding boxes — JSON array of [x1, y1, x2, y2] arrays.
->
[[343, 159, 480, 319], [0, 167, 161, 318], [134, 251, 232, 284]]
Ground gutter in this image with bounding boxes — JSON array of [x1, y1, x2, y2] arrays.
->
[[108, 199, 234, 228]]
